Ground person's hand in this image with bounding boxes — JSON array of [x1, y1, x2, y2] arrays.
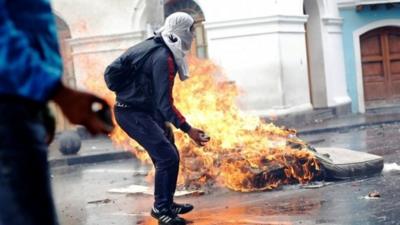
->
[[187, 127, 210, 146], [52, 84, 114, 135]]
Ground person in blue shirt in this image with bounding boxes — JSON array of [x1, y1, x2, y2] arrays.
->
[[0, 0, 112, 224]]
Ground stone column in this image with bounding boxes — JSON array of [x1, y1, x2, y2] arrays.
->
[[305, 0, 351, 111]]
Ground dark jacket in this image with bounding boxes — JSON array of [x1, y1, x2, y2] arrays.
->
[[115, 35, 191, 132]]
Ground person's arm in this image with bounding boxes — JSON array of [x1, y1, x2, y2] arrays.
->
[[0, 1, 112, 135], [152, 51, 192, 132], [0, 0, 61, 102], [52, 84, 113, 135], [152, 50, 209, 145]]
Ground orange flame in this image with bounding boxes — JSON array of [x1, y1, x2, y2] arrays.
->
[[84, 56, 320, 192]]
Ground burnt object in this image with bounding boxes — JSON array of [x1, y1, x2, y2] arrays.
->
[[92, 102, 114, 131], [312, 147, 384, 180]]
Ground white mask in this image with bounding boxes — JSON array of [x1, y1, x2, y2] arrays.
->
[[157, 12, 194, 81]]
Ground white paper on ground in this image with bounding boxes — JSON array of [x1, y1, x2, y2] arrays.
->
[[383, 163, 400, 172], [108, 184, 204, 196]]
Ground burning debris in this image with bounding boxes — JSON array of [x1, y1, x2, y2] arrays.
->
[[85, 57, 382, 192]]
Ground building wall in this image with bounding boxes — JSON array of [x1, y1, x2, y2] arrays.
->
[[198, 0, 350, 116], [51, 0, 163, 89], [197, 0, 313, 116], [51, 0, 351, 119], [52, 0, 142, 38], [339, 5, 400, 112]]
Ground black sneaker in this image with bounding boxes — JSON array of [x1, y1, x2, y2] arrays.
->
[[151, 207, 186, 225], [171, 202, 194, 215]]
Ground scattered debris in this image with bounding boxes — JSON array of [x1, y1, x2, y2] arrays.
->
[[363, 191, 381, 200], [301, 181, 332, 189], [368, 191, 381, 198], [87, 198, 112, 204], [383, 163, 400, 173], [84, 169, 148, 175], [307, 138, 325, 145], [132, 171, 148, 176]]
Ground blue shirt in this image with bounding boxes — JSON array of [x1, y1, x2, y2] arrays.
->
[[0, 0, 62, 103]]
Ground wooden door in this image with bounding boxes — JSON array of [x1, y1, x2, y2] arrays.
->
[[361, 26, 400, 105]]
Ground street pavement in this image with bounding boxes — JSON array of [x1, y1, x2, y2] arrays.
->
[[51, 123, 400, 225]]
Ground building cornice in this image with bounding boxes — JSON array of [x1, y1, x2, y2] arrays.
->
[[337, 0, 400, 9], [204, 15, 308, 30], [67, 31, 146, 47], [66, 31, 146, 56], [322, 17, 344, 34], [204, 15, 309, 40], [322, 17, 344, 26]]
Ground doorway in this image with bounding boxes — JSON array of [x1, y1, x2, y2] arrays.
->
[[361, 26, 400, 107]]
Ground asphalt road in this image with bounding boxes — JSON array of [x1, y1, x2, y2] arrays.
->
[[51, 124, 400, 225]]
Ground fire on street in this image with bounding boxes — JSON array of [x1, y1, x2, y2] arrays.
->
[[52, 122, 400, 225]]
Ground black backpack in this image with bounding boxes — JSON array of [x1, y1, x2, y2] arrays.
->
[[104, 37, 163, 92]]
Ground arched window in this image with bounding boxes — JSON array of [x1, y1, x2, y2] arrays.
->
[[164, 0, 208, 58]]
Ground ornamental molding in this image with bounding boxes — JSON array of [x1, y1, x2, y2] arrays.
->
[[337, 0, 400, 8], [204, 15, 309, 30], [204, 15, 309, 40], [67, 31, 146, 56]]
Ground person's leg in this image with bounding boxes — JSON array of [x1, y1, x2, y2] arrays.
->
[[162, 123, 180, 204], [160, 122, 193, 215], [0, 103, 58, 225], [114, 109, 179, 210]]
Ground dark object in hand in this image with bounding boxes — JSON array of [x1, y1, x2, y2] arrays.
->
[[199, 133, 210, 142], [92, 102, 114, 131]]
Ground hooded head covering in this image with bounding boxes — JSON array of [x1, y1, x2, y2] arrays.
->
[[157, 12, 194, 81]]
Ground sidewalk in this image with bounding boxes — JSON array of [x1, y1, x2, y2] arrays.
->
[[297, 112, 400, 135], [48, 110, 400, 167], [48, 137, 134, 167]]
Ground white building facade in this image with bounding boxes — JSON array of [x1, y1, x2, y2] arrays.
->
[[52, 0, 352, 122]]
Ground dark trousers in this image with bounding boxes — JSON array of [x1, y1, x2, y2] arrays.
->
[[114, 107, 179, 210], [0, 101, 58, 225]]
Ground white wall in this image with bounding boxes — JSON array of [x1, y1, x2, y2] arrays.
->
[[52, 0, 163, 88], [52, 0, 141, 38], [196, 0, 304, 22], [52, 0, 351, 116], [199, 0, 312, 116], [337, 0, 400, 8]]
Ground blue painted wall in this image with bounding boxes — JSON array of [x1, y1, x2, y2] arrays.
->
[[340, 6, 400, 112]]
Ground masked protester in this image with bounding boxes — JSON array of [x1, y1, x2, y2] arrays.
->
[[112, 12, 210, 225]]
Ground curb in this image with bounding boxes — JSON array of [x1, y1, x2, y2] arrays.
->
[[298, 118, 400, 136], [49, 150, 134, 167], [49, 118, 400, 167]]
